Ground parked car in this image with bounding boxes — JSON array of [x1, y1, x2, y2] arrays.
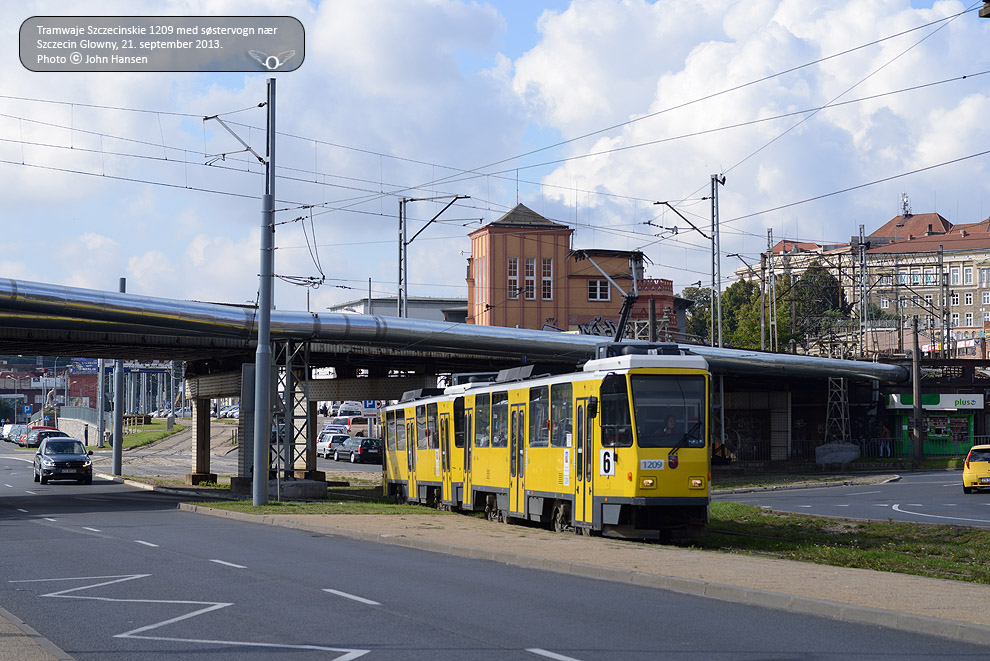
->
[[342, 437, 382, 464], [33, 437, 93, 485], [7, 424, 26, 444], [963, 445, 990, 493], [18, 425, 58, 448], [25, 428, 69, 449], [329, 416, 369, 437], [321, 424, 347, 435], [317, 432, 349, 459], [1, 423, 14, 441]]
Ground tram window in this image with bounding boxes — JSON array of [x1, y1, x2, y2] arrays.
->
[[475, 394, 490, 448], [529, 386, 549, 448], [453, 398, 465, 448], [631, 375, 706, 449], [550, 383, 573, 447], [491, 392, 509, 448], [427, 403, 439, 449], [601, 374, 633, 448], [386, 411, 396, 451], [510, 410, 517, 477], [416, 405, 428, 450], [396, 411, 406, 450]]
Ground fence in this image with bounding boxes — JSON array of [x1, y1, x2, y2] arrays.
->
[[719, 433, 985, 463]]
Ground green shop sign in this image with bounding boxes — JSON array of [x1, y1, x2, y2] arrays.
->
[[888, 393, 984, 410]]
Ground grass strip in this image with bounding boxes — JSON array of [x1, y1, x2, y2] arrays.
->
[[690, 501, 990, 584]]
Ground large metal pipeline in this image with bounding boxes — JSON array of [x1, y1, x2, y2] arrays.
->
[[0, 278, 909, 383]]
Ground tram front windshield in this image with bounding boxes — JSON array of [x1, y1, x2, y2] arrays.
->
[[631, 375, 706, 449]]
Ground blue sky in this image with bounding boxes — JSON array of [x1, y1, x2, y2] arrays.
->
[[2, 0, 989, 313]]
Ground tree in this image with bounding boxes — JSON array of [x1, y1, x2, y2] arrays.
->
[[680, 285, 710, 344]]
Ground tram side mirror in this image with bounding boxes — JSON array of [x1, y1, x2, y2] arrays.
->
[[587, 397, 598, 420]]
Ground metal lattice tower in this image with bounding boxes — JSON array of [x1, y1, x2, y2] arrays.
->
[[824, 377, 850, 444], [767, 229, 778, 352]]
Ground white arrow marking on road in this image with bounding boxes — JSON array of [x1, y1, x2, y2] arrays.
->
[[323, 589, 381, 606], [10, 574, 368, 658]]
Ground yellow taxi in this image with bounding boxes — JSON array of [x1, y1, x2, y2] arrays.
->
[[962, 445, 990, 494]]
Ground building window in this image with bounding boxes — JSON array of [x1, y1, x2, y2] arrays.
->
[[981, 267, 990, 287], [911, 269, 920, 285], [965, 312, 973, 327], [984, 291, 990, 306], [951, 268, 960, 285], [881, 297, 889, 309], [925, 294, 932, 307], [984, 311, 990, 323], [524, 257, 536, 300], [951, 293, 960, 306], [541, 258, 552, 301], [880, 273, 892, 286], [507, 257, 518, 300], [589, 280, 610, 301], [911, 295, 919, 307], [924, 268, 936, 286], [951, 312, 960, 326], [965, 292, 973, 306], [965, 267, 973, 285], [898, 271, 908, 285]]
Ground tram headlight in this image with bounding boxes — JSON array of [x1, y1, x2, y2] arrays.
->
[[690, 477, 704, 489], [641, 477, 656, 488]]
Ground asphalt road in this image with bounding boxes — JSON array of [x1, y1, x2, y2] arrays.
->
[[714, 470, 990, 527], [3, 448, 990, 659]]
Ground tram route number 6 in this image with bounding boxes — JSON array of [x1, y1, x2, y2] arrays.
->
[[600, 449, 615, 476]]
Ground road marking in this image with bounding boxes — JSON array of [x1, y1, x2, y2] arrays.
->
[[134, 540, 159, 548], [874, 503, 890, 507], [10, 574, 368, 657], [796, 505, 811, 508], [892, 504, 990, 524], [322, 589, 381, 606], [82, 527, 101, 533], [43, 517, 57, 522], [17, 508, 28, 513], [209, 559, 247, 569], [835, 504, 849, 507], [25, 490, 37, 495], [846, 490, 880, 496], [907, 503, 924, 507], [4, 483, 12, 488], [528, 649, 584, 661]]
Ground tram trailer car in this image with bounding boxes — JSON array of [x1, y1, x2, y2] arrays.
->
[[383, 344, 711, 539]]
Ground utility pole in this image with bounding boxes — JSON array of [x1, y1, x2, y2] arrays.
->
[[112, 278, 125, 476], [397, 195, 469, 317], [858, 224, 867, 357], [711, 175, 726, 347], [767, 229, 778, 352], [253, 78, 276, 506]]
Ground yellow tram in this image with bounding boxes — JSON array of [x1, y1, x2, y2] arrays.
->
[[383, 344, 711, 538]]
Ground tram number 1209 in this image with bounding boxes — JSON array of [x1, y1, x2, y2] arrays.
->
[[600, 449, 615, 476]]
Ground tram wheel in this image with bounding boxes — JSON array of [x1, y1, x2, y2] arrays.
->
[[552, 504, 570, 533]]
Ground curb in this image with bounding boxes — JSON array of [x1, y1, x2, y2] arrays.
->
[[179, 502, 990, 647], [0, 604, 74, 661], [712, 474, 902, 496]]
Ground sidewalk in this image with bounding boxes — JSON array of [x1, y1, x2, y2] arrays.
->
[[7, 462, 990, 657]]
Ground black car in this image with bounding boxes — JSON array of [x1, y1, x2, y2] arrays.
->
[[25, 428, 69, 449], [33, 437, 94, 485], [342, 437, 382, 464]]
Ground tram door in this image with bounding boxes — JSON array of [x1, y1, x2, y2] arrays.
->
[[508, 403, 527, 516], [439, 413, 451, 505], [574, 399, 594, 528], [463, 409, 473, 508], [405, 419, 417, 502]]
